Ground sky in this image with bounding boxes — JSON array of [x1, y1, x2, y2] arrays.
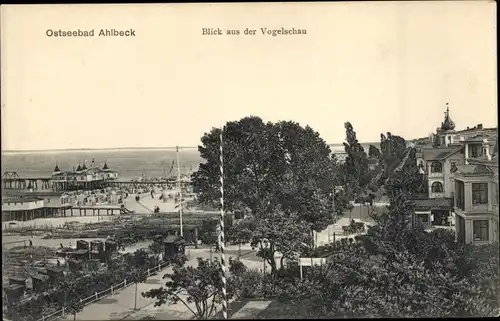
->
[[1, 2, 497, 151]]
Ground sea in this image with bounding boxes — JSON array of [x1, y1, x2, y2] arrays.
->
[[1, 143, 379, 180]]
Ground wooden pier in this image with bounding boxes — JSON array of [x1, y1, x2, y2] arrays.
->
[[2, 205, 124, 222], [2, 171, 192, 191]]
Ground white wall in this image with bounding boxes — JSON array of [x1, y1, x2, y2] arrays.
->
[[2, 200, 44, 211]]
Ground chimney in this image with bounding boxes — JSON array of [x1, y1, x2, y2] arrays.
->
[[477, 124, 483, 129]]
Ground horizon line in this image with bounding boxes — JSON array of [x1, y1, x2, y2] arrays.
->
[[1, 141, 385, 154]]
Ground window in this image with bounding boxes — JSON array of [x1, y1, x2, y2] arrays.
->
[[431, 161, 443, 173], [417, 213, 429, 224], [496, 184, 499, 206], [470, 144, 482, 158], [473, 220, 489, 241], [450, 162, 457, 173], [472, 183, 488, 205], [431, 182, 444, 193]]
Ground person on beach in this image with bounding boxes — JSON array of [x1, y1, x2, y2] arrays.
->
[[29, 239, 33, 247]]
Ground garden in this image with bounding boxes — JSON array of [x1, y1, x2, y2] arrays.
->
[[3, 248, 186, 321]]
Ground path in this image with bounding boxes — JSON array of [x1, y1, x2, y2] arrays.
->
[[64, 246, 261, 320], [313, 204, 387, 247]]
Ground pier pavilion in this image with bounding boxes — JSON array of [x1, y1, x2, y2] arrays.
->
[[51, 161, 118, 191]]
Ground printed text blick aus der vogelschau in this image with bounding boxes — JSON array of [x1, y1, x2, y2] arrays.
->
[[202, 27, 307, 37]]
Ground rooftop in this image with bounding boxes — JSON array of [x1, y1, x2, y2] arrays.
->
[[164, 235, 185, 244], [413, 198, 453, 210], [440, 103, 455, 131], [421, 146, 462, 161], [72, 249, 89, 255], [455, 164, 493, 176], [2, 196, 44, 204]]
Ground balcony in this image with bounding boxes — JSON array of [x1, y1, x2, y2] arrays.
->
[[429, 171, 444, 178], [430, 192, 445, 199], [471, 202, 489, 212]]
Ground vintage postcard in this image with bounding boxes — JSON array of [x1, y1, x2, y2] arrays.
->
[[1, 2, 498, 320]]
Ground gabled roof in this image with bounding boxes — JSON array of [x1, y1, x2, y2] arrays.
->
[[455, 164, 492, 176], [422, 146, 462, 161], [468, 155, 498, 168]]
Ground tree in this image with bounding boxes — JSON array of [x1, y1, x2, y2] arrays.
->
[[192, 117, 338, 272], [66, 296, 85, 321], [368, 144, 381, 158], [142, 257, 232, 320], [380, 132, 407, 174], [342, 122, 369, 218], [198, 218, 231, 248], [227, 212, 312, 274], [149, 241, 163, 265]]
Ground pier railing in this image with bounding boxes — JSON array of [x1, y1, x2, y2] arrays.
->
[[36, 261, 171, 321]]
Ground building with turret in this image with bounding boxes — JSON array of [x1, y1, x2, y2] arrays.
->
[[453, 141, 498, 244], [413, 103, 497, 228], [51, 160, 118, 191]]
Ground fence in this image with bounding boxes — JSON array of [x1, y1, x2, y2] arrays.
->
[[36, 261, 171, 321]]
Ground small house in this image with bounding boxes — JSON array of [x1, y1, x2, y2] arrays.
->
[[105, 240, 118, 253], [4, 284, 25, 301], [71, 249, 90, 261], [76, 240, 89, 250], [31, 274, 50, 292], [90, 240, 104, 252], [68, 258, 83, 272], [163, 235, 185, 259], [46, 266, 64, 280]]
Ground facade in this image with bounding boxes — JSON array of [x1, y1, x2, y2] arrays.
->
[[453, 150, 498, 244], [2, 196, 46, 221], [414, 104, 497, 227], [51, 161, 118, 191]]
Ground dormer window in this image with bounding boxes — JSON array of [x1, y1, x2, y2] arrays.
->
[[431, 161, 443, 173]]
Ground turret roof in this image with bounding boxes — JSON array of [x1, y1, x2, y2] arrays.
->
[[440, 103, 456, 131]]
